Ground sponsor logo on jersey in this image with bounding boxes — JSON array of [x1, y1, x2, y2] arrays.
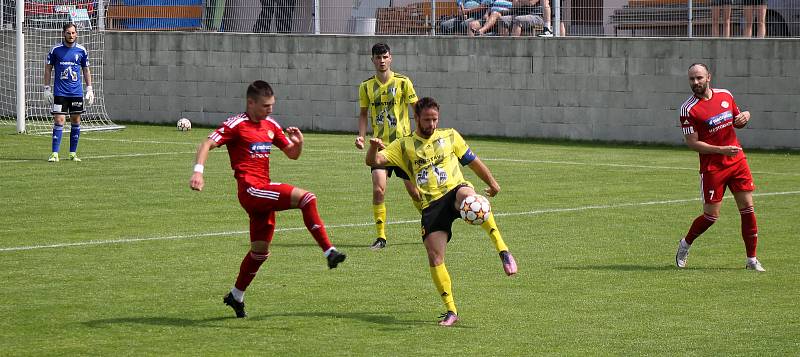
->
[[721, 101, 729, 109], [706, 111, 733, 128], [249, 142, 272, 158]]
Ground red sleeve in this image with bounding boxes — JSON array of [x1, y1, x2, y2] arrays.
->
[[208, 120, 239, 146], [679, 114, 695, 136], [729, 93, 741, 117], [268, 119, 291, 149]]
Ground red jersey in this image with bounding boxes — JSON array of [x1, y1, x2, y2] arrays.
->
[[208, 113, 291, 188], [679, 88, 744, 173]]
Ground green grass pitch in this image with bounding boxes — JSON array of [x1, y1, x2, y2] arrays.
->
[[1, 124, 798, 355]]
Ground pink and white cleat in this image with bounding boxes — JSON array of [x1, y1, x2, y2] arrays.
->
[[438, 311, 459, 327], [500, 251, 517, 276]]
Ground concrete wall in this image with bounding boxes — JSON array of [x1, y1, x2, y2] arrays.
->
[[103, 32, 800, 149]]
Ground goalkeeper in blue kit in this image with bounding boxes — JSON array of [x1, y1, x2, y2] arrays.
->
[[44, 23, 94, 162]]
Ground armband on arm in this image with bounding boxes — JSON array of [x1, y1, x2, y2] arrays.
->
[[458, 148, 476, 166]]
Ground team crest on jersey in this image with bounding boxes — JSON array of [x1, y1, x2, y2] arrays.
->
[[721, 101, 729, 109], [389, 87, 397, 96], [436, 138, 446, 147], [267, 130, 274, 139], [75, 54, 79, 62]]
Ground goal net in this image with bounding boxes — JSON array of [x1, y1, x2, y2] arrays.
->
[[0, 0, 123, 134]]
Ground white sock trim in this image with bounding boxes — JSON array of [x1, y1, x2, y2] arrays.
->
[[324, 247, 336, 257], [231, 287, 245, 303]]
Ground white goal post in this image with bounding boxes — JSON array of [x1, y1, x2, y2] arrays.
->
[[0, 0, 123, 134]]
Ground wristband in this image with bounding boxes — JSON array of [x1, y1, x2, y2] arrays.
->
[[193, 164, 204, 174]]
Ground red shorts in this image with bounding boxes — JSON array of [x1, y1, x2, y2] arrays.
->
[[237, 182, 296, 242], [700, 159, 755, 204]]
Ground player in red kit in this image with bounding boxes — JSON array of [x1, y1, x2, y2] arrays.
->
[[190, 80, 347, 318], [675, 63, 764, 272]]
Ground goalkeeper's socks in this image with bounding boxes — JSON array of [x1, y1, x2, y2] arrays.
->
[[51, 124, 64, 153], [299, 192, 333, 252], [480, 213, 509, 253], [373, 203, 387, 240], [69, 123, 81, 153], [430, 263, 457, 315]]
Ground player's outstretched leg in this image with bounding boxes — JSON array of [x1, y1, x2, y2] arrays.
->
[[480, 211, 517, 276], [676, 213, 717, 268], [297, 191, 346, 268]]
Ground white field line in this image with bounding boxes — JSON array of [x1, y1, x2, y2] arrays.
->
[[5, 137, 797, 176], [2, 190, 798, 253]]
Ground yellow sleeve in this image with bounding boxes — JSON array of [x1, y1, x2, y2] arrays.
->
[[358, 82, 369, 108], [452, 130, 469, 158], [379, 139, 406, 170], [405, 78, 418, 104]]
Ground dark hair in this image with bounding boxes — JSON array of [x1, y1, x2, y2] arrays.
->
[[414, 97, 440, 117], [371, 43, 391, 56], [62, 23, 76, 32], [247, 80, 274, 99], [689, 63, 711, 75]]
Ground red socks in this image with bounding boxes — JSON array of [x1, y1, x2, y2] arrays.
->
[[684, 213, 718, 245], [234, 251, 270, 291], [740, 206, 758, 257], [299, 192, 333, 252]]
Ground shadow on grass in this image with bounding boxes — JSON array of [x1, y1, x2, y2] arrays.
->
[[83, 311, 472, 330], [558, 264, 742, 272], [269, 241, 422, 249]]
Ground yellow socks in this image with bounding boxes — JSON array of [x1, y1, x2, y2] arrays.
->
[[430, 263, 457, 314], [373, 203, 387, 239], [481, 213, 509, 253]]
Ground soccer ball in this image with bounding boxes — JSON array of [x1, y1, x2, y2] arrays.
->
[[177, 118, 192, 131], [459, 194, 491, 225]]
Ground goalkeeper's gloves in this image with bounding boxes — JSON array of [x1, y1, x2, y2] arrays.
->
[[43, 85, 53, 104], [84, 86, 95, 106]]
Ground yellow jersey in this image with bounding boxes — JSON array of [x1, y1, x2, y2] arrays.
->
[[379, 128, 476, 209], [358, 72, 418, 143]]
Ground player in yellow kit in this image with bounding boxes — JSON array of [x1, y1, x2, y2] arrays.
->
[[355, 43, 421, 250], [366, 97, 517, 326]]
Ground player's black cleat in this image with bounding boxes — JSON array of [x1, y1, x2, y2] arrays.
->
[[223, 292, 247, 318], [327, 249, 347, 269], [370, 238, 387, 251]]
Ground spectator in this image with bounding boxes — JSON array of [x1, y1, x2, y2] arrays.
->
[[440, 0, 486, 35], [742, 0, 767, 38], [469, 0, 513, 36], [498, 0, 546, 36], [253, 0, 296, 33], [710, 0, 732, 37], [539, 0, 567, 36]]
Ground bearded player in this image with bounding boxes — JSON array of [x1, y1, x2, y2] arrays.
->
[[675, 63, 765, 272]]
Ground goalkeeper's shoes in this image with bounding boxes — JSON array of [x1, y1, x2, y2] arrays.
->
[[326, 249, 347, 269], [745, 258, 766, 272], [48, 152, 59, 162], [675, 239, 690, 268], [500, 251, 517, 276], [438, 311, 459, 327], [68, 152, 81, 162], [223, 292, 247, 318], [370, 237, 387, 251]]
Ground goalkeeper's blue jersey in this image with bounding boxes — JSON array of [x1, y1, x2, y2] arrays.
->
[[46, 43, 89, 97]]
